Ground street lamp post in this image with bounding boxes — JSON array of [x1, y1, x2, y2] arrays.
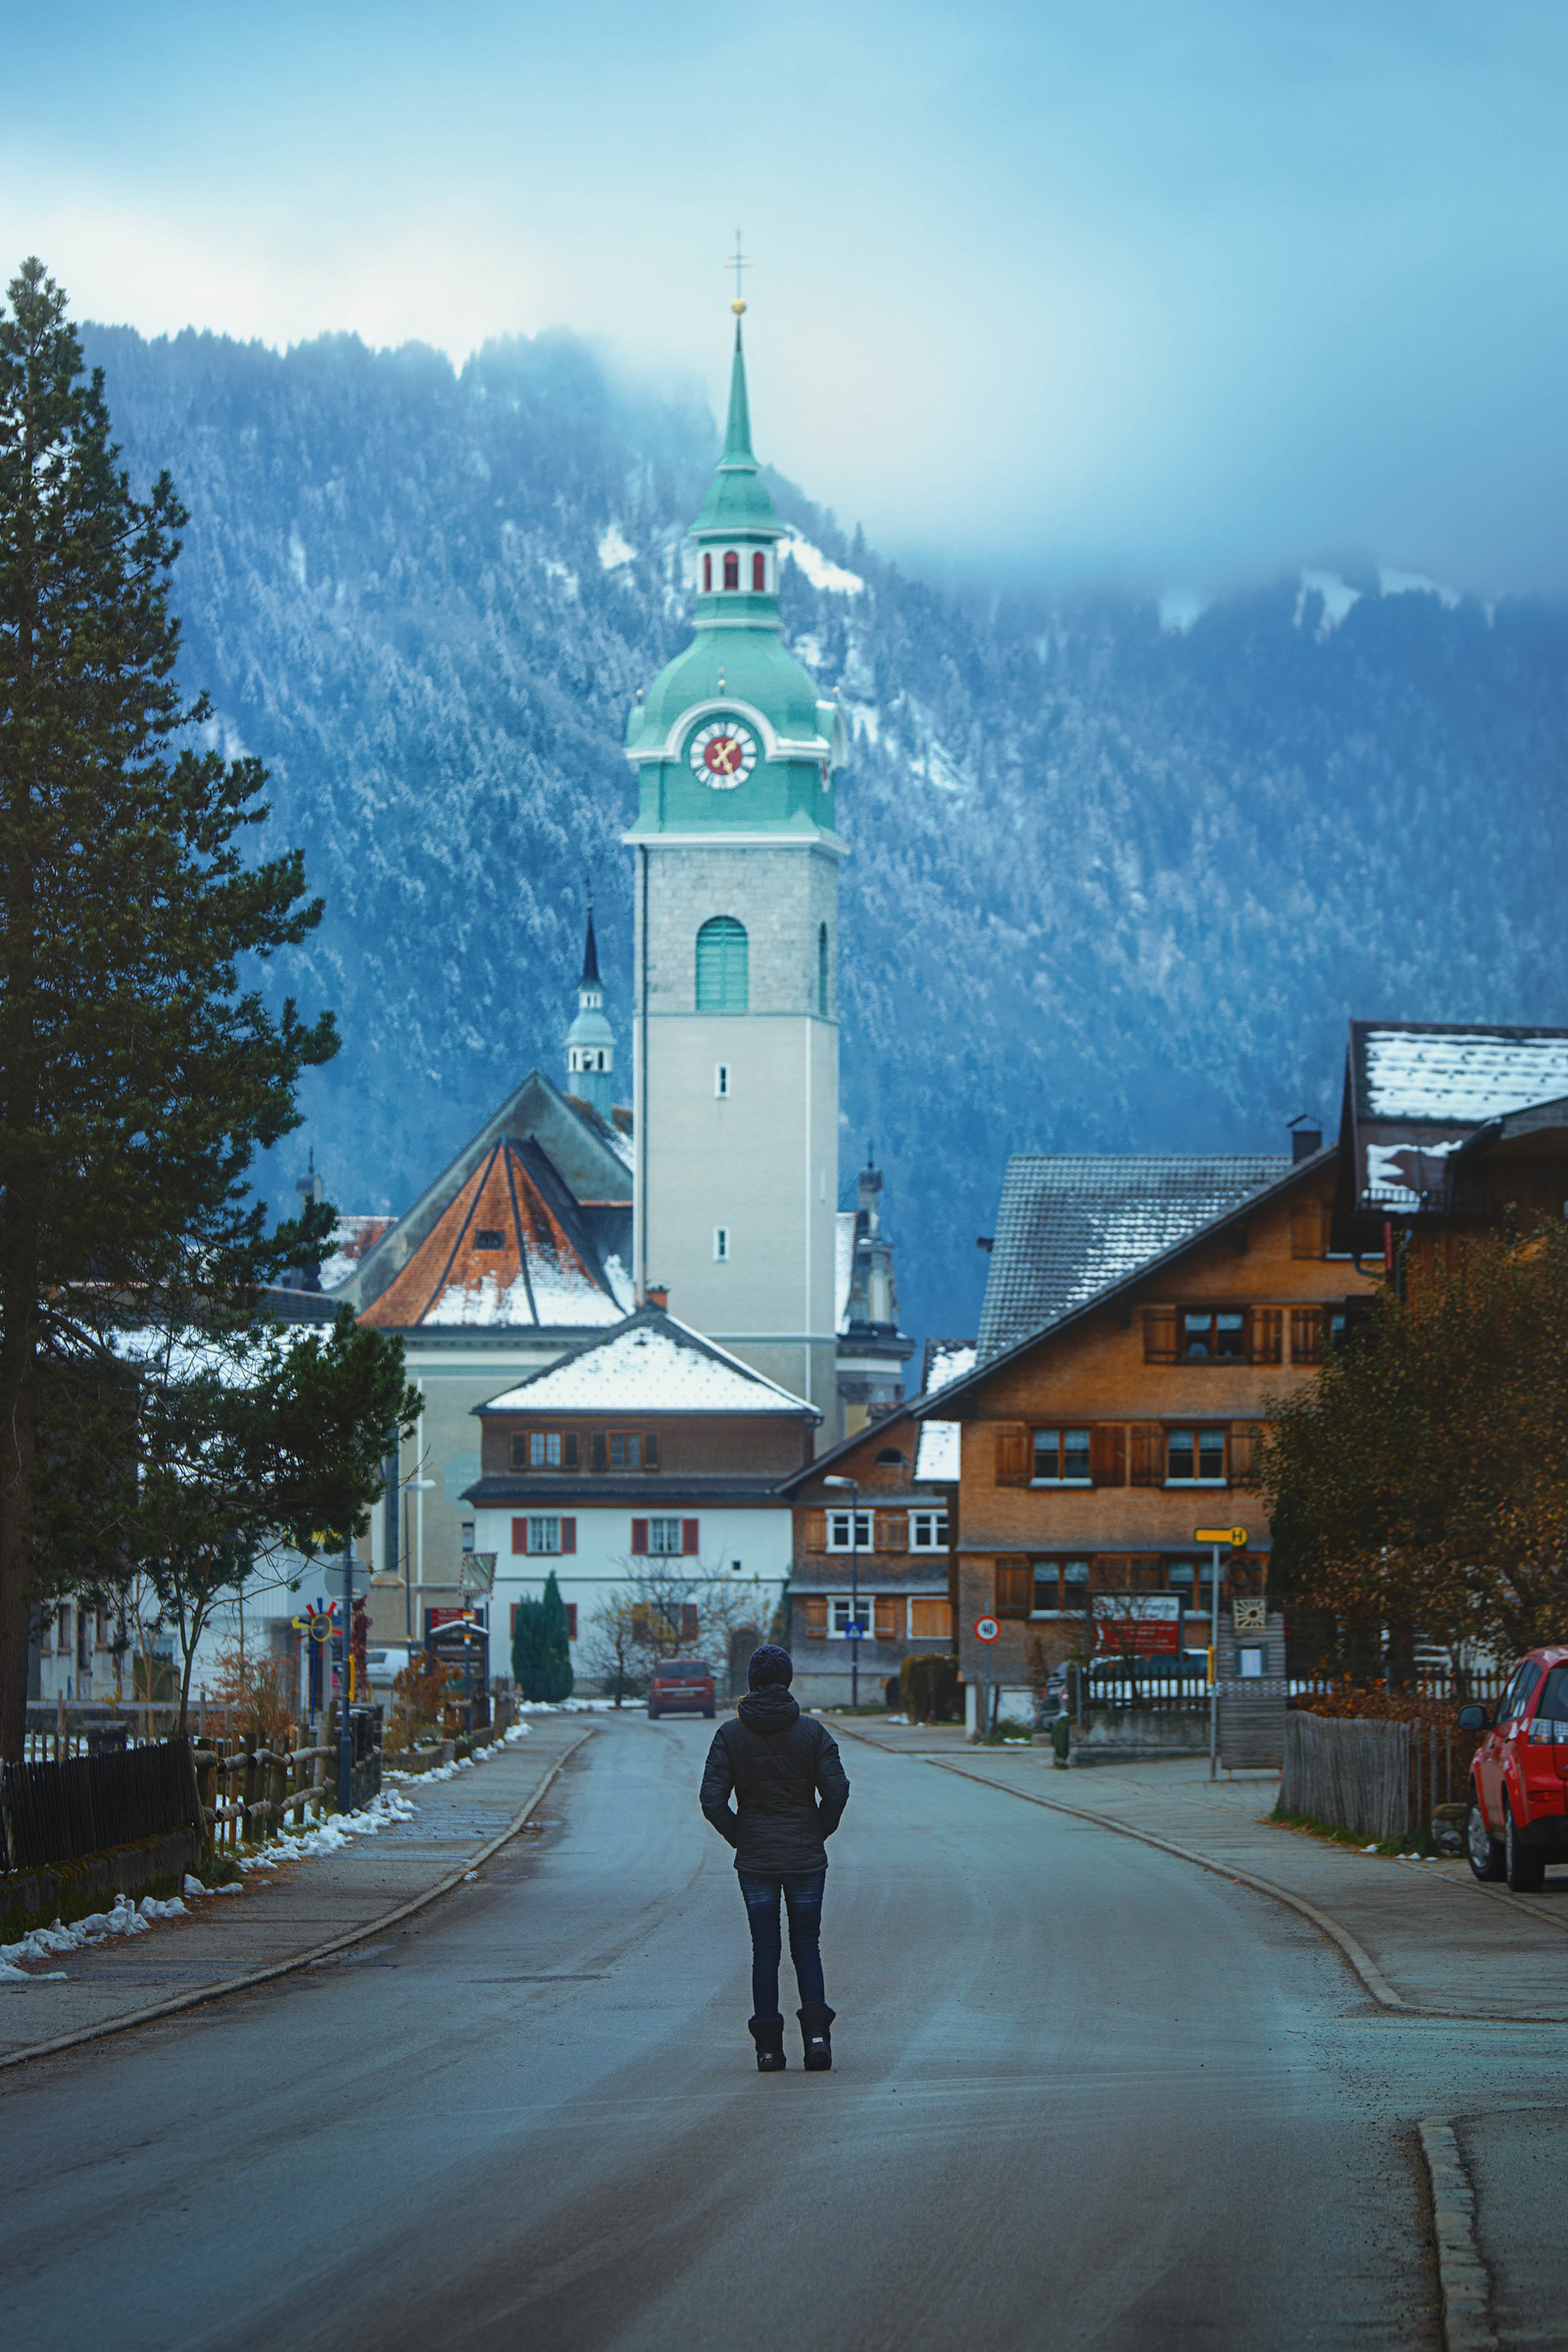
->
[[824, 1476, 860, 1709], [339, 1538, 356, 1815]]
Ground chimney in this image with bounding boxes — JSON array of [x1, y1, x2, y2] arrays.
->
[[645, 1285, 668, 1310], [1290, 1118, 1323, 1163]]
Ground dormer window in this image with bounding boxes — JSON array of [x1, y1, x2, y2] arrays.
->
[[475, 1229, 505, 1250], [723, 551, 739, 590], [703, 552, 712, 591], [753, 551, 765, 590]]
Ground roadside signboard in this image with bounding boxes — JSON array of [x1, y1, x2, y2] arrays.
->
[[843, 1619, 866, 1640], [974, 1616, 1001, 1642], [460, 1550, 497, 1597], [1092, 1592, 1182, 1656], [1194, 1526, 1249, 1548]]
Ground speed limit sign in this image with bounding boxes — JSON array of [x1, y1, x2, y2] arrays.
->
[[974, 1616, 1001, 1642]]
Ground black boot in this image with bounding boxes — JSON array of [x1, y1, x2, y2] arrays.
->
[[748, 2014, 787, 2072], [797, 2002, 835, 2071]]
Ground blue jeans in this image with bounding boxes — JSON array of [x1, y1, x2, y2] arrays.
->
[[737, 1869, 827, 2017]]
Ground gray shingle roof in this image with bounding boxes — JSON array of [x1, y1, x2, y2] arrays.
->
[[976, 1155, 1292, 1363]]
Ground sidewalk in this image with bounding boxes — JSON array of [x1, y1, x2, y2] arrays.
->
[[0, 1714, 593, 2066], [832, 1719, 1568, 2020]]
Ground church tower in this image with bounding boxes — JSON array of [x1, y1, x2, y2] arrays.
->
[[564, 901, 615, 1119], [624, 299, 847, 1422]]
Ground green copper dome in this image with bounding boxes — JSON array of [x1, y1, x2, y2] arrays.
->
[[623, 318, 846, 840]]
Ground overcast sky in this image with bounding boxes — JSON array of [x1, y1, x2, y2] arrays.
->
[[4, 0, 1567, 595]]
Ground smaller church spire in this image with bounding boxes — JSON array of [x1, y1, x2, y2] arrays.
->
[[720, 323, 755, 467], [581, 893, 601, 987]]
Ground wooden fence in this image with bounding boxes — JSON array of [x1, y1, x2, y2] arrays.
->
[[1281, 1712, 1479, 1842], [0, 1738, 202, 1873]]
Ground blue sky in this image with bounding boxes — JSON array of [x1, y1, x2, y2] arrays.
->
[[4, 0, 1567, 594]]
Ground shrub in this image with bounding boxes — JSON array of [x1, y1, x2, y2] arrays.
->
[[901, 1653, 961, 1723]]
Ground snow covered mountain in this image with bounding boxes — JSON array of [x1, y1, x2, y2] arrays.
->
[[84, 322, 1568, 1352]]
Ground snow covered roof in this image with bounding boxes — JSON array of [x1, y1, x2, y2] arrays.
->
[[920, 1339, 975, 1395], [1355, 1021, 1568, 1124], [319, 1214, 395, 1293], [475, 1306, 819, 1418], [913, 1420, 959, 1480], [976, 1155, 1292, 1363], [359, 1138, 629, 1331]]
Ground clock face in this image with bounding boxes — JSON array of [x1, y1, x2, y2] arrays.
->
[[689, 718, 757, 789]]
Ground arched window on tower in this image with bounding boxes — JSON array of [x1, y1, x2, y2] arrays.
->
[[703, 552, 712, 592], [753, 551, 766, 591], [817, 922, 829, 1017], [723, 550, 740, 590], [696, 916, 749, 1012]]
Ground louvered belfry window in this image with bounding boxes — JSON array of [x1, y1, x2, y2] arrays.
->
[[696, 916, 749, 1011]]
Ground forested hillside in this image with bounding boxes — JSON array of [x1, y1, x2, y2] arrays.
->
[[84, 321, 1568, 1348]]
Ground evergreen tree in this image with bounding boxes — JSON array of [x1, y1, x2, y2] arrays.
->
[[0, 260, 337, 1757], [511, 1595, 550, 1700], [538, 1569, 574, 1703]]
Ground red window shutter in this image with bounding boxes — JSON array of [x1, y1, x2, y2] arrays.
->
[[643, 1432, 660, 1469], [564, 1432, 579, 1469], [994, 1426, 1028, 1486], [512, 1516, 528, 1555], [631, 1518, 649, 1555], [1090, 1424, 1126, 1486], [1143, 1306, 1178, 1362], [682, 1518, 700, 1555], [562, 1517, 576, 1554], [564, 1604, 578, 1640]]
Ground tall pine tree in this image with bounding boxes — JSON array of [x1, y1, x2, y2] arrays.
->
[[0, 260, 337, 1758]]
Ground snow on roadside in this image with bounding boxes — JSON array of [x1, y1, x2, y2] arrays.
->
[[2, 1719, 538, 1983]]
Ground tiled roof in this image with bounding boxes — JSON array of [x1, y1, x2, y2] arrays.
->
[[921, 1340, 976, 1395], [976, 1155, 1292, 1363], [359, 1137, 627, 1330], [1354, 1021, 1568, 1125]]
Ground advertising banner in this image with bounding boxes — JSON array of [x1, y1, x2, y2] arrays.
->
[[1092, 1592, 1183, 1656]]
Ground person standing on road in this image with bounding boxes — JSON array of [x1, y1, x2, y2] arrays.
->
[[700, 1643, 850, 2074]]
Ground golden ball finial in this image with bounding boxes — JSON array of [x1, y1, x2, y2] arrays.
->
[[731, 297, 748, 316]]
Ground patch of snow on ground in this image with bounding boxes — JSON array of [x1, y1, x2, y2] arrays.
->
[[598, 523, 636, 569], [1294, 569, 1361, 632], [2, 1890, 190, 1981], [1378, 565, 1460, 611], [781, 534, 863, 595]]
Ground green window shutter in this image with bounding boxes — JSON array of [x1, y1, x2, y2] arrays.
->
[[696, 916, 749, 1011]]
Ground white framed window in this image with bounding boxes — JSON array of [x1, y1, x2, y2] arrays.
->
[[1166, 1428, 1227, 1485], [829, 1595, 870, 1639], [527, 1516, 562, 1555], [649, 1516, 684, 1555], [714, 1063, 730, 1098], [461, 1522, 475, 1554], [826, 1509, 872, 1551], [1032, 1428, 1092, 1485], [908, 1509, 949, 1551], [713, 1226, 729, 1261]]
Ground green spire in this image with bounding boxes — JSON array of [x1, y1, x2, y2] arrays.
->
[[721, 320, 754, 465]]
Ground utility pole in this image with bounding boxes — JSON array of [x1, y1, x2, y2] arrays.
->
[[339, 1539, 356, 1814]]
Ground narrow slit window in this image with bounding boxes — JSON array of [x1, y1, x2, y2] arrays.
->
[[753, 551, 765, 590], [714, 1062, 730, 1098], [817, 922, 829, 1016], [723, 550, 740, 590], [714, 1226, 729, 1262], [703, 552, 712, 591]]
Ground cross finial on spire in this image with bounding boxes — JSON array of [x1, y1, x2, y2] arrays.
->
[[727, 228, 750, 317]]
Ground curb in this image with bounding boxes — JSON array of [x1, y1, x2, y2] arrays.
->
[[1418, 2119, 1497, 2351], [0, 1730, 594, 2075]]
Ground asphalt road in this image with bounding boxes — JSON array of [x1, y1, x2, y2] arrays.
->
[[3, 1715, 1561, 2349]]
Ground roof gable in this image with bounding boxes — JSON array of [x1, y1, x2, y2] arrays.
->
[[476, 1307, 818, 1418]]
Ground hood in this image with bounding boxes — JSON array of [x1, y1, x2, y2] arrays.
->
[[738, 1687, 801, 1735]]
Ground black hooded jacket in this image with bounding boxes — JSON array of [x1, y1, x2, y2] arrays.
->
[[700, 1689, 850, 1877]]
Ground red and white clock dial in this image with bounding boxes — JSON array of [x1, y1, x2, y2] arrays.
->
[[689, 718, 758, 788]]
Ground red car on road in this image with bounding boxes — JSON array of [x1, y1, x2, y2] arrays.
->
[[1459, 1646, 1568, 1890], [646, 1659, 716, 1720]]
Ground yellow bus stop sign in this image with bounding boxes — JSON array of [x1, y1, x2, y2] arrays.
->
[[1194, 1526, 1249, 1548]]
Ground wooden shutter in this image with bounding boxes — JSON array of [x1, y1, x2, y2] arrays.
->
[[803, 1596, 829, 1640], [995, 1558, 1031, 1618], [1128, 1425, 1164, 1487], [564, 1604, 577, 1639], [631, 1518, 649, 1555], [910, 1596, 951, 1640], [1090, 1424, 1126, 1486], [1143, 1306, 1178, 1362], [1228, 1424, 1261, 1486], [591, 1433, 607, 1472], [1249, 1307, 1283, 1366], [1291, 1307, 1326, 1364], [873, 1595, 900, 1641], [561, 1517, 576, 1554], [805, 1509, 826, 1552], [563, 1432, 579, 1469], [512, 1516, 528, 1555], [994, 1425, 1029, 1485], [1291, 1201, 1328, 1260], [643, 1432, 660, 1469], [510, 1434, 527, 1470], [682, 1518, 700, 1554]]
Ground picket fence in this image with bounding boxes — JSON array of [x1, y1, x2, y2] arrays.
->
[[1280, 1712, 1476, 1842]]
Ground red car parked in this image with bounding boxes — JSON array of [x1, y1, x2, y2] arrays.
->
[[647, 1659, 716, 1721], [1459, 1645, 1568, 1890]]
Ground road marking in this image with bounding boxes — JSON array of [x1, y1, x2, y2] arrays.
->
[[0, 1732, 594, 2074], [1418, 2119, 1497, 2352]]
